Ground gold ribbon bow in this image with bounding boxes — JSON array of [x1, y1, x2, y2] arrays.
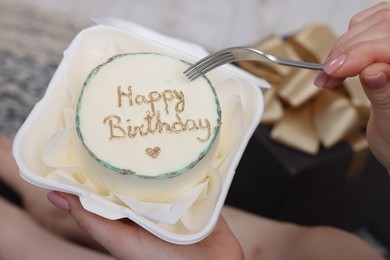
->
[[239, 24, 371, 179]]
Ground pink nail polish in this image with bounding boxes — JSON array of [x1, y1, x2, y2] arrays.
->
[[364, 72, 388, 89], [324, 54, 347, 74], [47, 191, 70, 211], [314, 71, 330, 88]]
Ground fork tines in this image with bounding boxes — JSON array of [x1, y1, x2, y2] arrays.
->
[[183, 51, 235, 81]]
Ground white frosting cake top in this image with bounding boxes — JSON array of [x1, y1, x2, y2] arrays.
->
[[76, 53, 221, 179]]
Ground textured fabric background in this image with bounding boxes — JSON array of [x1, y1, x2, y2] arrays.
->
[[12, 0, 381, 53], [0, 0, 88, 138]]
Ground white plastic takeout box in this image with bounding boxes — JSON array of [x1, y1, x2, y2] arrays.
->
[[12, 22, 266, 244]]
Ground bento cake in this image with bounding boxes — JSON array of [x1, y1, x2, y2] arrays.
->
[[75, 52, 221, 200]]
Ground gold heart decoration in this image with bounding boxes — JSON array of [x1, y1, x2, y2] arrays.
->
[[146, 147, 161, 158]]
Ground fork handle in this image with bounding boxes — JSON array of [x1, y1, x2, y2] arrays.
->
[[270, 57, 324, 70]]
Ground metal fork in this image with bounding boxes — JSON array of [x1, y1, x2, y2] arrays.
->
[[183, 46, 324, 80]]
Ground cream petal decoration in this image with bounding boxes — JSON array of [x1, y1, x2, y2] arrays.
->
[[216, 80, 245, 155], [46, 168, 97, 193], [180, 166, 223, 231], [43, 128, 76, 168], [114, 180, 210, 225]]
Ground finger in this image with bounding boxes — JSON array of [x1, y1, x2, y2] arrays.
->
[[48, 191, 159, 259], [333, 17, 390, 60], [361, 62, 390, 121], [49, 192, 129, 245], [349, 2, 390, 28], [323, 4, 390, 70], [313, 71, 345, 88], [331, 8, 390, 56], [360, 62, 390, 170], [322, 37, 390, 80]]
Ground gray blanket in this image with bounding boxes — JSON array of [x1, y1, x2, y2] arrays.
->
[[0, 0, 88, 138]]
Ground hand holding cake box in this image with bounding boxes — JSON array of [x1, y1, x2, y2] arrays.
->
[[12, 25, 265, 244]]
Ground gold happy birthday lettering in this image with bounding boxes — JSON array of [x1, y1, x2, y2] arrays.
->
[[103, 113, 211, 142], [103, 85, 212, 143], [117, 85, 133, 107], [117, 85, 184, 115]]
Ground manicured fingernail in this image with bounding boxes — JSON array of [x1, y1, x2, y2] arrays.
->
[[324, 54, 347, 74], [364, 72, 388, 89], [314, 71, 330, 88], [47, 191, 70, 211]]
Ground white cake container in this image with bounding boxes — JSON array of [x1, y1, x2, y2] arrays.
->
[[12, 23, 266, 244]]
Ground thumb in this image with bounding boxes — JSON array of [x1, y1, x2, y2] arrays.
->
[[361, 63, 390, 112], [360, 62, 390, 171], [47, 191, 155, 259]]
